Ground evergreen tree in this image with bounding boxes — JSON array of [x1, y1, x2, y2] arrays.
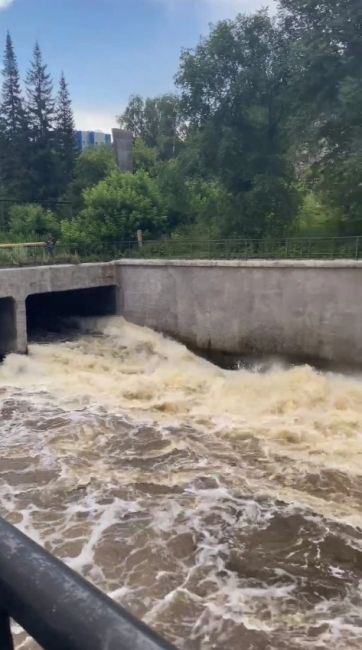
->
[[25, 42, 57, 202], [54, 73, 76, 192], [0, 32, 29, 205], [1, 32, 25, 136], [26, 42, 54, 139]]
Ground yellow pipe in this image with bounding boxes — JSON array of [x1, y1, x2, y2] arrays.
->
[[0, 242, 44, 250]]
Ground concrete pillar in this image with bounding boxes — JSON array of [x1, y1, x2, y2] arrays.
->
[[114, 265, 124, 315], [15, 299, 28, 354], [0, 297, 22, 356], [112, 129, 133, 172]]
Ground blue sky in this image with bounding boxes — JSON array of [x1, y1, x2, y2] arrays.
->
[[0, 0, 273, 133]]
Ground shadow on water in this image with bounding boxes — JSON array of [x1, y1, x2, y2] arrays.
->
[[194, 346, 362, 375]]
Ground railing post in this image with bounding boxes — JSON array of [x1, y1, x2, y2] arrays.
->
[[355, 237, 360, 260], [0, 610, 14, 650]]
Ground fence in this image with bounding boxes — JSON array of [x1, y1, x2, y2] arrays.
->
[[0, 236, 361, 267], [128, 236, 362, 261], [0, 516, 177, 650]]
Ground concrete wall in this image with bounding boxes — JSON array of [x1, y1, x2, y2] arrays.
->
[[117, 260, 362, 366], [0, 263, 116, 353], [1, 259, 362, 366]]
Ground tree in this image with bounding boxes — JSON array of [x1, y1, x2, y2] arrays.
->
[[0, 32, 29, 203], [176, 12, 300, 237], [62, 170, 167, 246], [133, 139, 159, 175], [118, 94, 145, 139], [26, 42, 57, 202], [26, 42, 54, 138], [280, 0, 362, 231], [54, 73, 76, 193], [119, 94, 183, 160], [1, 33, 25, 137], [65, 143, 117, 212]]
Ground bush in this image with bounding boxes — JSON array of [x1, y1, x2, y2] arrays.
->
[[62, 169, 168, 247], [8, 204, 60, 242], [289, 192, 341, 237]]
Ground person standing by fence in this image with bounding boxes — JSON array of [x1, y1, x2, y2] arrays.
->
[[45, 234, 56, 258]]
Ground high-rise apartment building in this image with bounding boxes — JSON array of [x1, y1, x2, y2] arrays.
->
[[76, 130, 112, 151]]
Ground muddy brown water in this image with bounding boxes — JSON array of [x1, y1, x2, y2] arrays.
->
[[1, 316, 362, 649]]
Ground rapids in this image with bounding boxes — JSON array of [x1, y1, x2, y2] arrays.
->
[[1, 316, 362, 649]]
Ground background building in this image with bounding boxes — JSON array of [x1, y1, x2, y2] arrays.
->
[[76, 130, 112, 151], [112, 128, 133, 172]]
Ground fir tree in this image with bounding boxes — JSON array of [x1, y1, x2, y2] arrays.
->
[[25, 42, 57, 201], [55, 73, 76, 191], [26, 42, 54, 139], [1, 32, 25, 136], [0, 32, 29, 205]]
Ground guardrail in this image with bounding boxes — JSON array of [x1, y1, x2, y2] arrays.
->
[[0, 236, 361, 267], [0, 516, 178, 650]]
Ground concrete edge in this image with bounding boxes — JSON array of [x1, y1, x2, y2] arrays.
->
[[0, 261, 115, 273], [115, 258, 362, 269], [2, 259, 362, 273]]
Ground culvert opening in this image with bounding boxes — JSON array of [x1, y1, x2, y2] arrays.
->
[[26, 286, 117, 340], [0, 297, 16, 357]]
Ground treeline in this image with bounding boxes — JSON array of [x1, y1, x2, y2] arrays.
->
[[0, 33, 77, 221], [1, 0, 362, 248]]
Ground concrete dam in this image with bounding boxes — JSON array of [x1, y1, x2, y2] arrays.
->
[[2, 258, 362, 649], [1, 258, 362, 366]]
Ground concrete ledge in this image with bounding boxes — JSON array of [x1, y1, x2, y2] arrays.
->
[[116, 258, 362, 269]]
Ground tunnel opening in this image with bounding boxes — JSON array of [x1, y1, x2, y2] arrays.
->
[[0, 297, 16, 358], [26, 286, 117, 340]]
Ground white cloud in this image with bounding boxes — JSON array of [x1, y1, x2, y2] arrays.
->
[[0, 0, 15, 9], [73, 108, 118, 134]]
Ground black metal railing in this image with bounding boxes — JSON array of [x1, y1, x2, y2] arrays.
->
[[0, 236, 361, 267], [0, 516, 178, 650]]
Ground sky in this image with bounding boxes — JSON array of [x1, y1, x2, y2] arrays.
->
[[0, 0, 273, 133]]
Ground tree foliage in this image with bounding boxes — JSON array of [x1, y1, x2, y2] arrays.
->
[[0, 36, 77, 215], [64, 144, 117, 213], [1, 0, 362, 246], [9, 203, 60, 241], [55, 73, 76, 193], [25, 42, 58, 202], [280, 0, 362, 230], [175, 12, 300, 236], [0, 33, 28, 202], [62, 170, 167, 245], [119, 94, 183, 160]]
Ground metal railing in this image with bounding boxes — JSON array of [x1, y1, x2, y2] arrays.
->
[[0, 236, 361, 267], [0, 516, 178, 650], [128, 236, 362, 261]]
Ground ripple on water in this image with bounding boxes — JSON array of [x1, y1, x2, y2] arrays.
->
[[1, 317, 362, 649]]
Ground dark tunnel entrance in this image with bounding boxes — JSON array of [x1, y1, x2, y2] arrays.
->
[[26, 286, 117, 338], [0, 297, 16, 357]]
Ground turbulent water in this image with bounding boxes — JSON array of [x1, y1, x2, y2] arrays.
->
[[1, 316, 362, 649]]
